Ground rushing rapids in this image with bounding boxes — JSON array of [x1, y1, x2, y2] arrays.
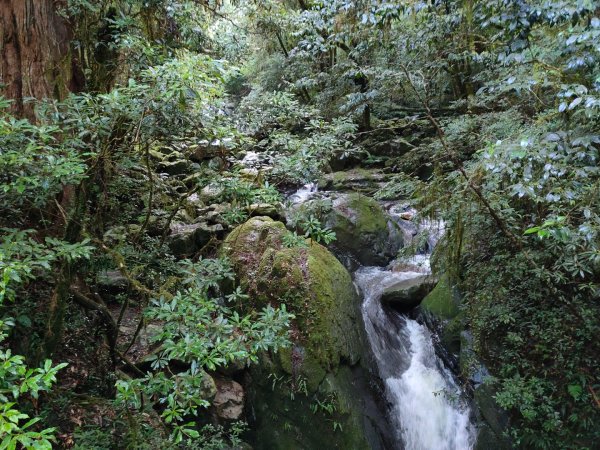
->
[[355, 266, 475, 450], [288, 185, 476, 449]]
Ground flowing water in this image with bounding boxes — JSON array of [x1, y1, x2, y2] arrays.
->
[[355, 267, 475, 450], [355, 208, 475, 450], [288, 186, 476, 449]]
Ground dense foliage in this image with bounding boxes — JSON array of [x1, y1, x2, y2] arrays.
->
[[1, 0, 599, 448]]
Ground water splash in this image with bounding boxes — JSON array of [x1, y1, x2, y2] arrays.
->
[[355, 267, 475, 450], [289, 182, 318, 204]]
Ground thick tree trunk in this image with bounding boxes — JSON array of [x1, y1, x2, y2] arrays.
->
[[0, 0, 78, 118]]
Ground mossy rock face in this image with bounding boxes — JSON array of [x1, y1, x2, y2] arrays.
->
[[222, 216, 363, 373], [246, 352, 386, 450], [324, 193, 403, 266], [421, 274, 460, 320], [419, 274, 463, 355], [222, 217, 375, 449], [473, 383, 512, 449]]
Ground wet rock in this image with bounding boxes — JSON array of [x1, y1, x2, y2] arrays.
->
[[324, 193, 403, 266], [214, 379, 245, 420], [245, 203, 285, 221], [474, 383, 511, 446], [167, 222, 223, 256], [380, 274, 435, 310], [420, 275, 460, 319]]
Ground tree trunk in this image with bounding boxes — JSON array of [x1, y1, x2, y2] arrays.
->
[[0, 0, 79, 118]]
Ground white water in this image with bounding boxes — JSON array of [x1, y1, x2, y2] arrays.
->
[[287, 185, 475, 449], [354, 211, 474, 450], [355, 267, 475, 450], [289, 182, 318, 204]]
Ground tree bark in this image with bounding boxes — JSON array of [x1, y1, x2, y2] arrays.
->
[[0, 0, 79, 118]]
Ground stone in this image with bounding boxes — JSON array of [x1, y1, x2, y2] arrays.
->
[[221, 216, 363, 371], [323, 193, 403, 266], [157, 159, 191, 175], [245, 203, 285, 221], [318, 169, 391, 192], [189, 139, 213, 162], [199, 371, 218, 401], [221, 217, 376, 448], [167, 222, 223, 256], [380, 274, 435, 310], [213, 379, 245, 420], [474, 383, 511, 442], [420, 275, 460, 320], [419, 274, 463, 355], [97, 269, 129, 294], [103, 226, 127, 245], [199, 183, 224, 203]]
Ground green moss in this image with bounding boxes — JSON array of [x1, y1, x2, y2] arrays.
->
[[421, 274, 460, 320], [222, 217, 372, 449], [421, 275, 463, 355], [324, 193, 402, 266], [222, 216, 362, 373], [247, 355, 370, 450], [345, 193, 388, 234]]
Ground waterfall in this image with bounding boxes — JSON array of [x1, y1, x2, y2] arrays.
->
[[287, 186, 476, 449], [354, 213, 476, 450]]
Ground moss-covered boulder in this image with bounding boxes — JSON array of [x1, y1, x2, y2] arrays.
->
[[323, 193, 403, 267], [221, 216, 363, 373], [221, 216, 378, 449], [419, 274, 462, 354]]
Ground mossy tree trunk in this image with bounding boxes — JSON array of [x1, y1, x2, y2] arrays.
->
[[0, 0, 81, 118]]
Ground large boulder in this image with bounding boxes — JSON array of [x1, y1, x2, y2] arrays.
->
[[167, 221, 223, 256], [221, 216, 383, 449], [380, 274, 435, 310], [323, 193, 403, 267], [221, 216, 363, 370]]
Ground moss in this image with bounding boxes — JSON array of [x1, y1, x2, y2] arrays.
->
[[222, 217, 370, 448], [222, 216, 362, 373], [421, 274, 460, 320], [320, 169, 390, 192], [325, 193, 402, 266], [420, 275, 464, 355], [345, 193, 388, 234], [247, 355, 370, 450]]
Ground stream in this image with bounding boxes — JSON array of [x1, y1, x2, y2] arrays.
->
[[289, 185, 476, 450], [355, 209, 475, 450], [355, 265, 475, 450]]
